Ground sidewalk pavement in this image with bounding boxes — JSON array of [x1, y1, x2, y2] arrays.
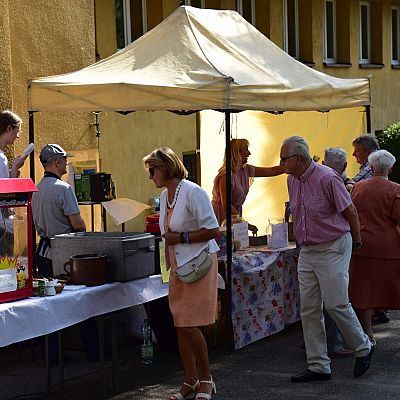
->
[[1, 311, 399, 400]]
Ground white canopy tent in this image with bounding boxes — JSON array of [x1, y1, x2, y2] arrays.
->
[[27, 6, 370, 113], [27, 6, 371, 350]]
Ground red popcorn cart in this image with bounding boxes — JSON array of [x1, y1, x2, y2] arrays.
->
[[0, 178, 37, 302]]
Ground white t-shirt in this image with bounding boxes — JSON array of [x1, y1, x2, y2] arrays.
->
[[0, 149, 13, 238], [0, 150, 9, 178]]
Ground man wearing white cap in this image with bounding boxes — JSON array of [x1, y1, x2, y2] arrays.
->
[[32, 144, 100, 363], [32, 143, 86, 277]]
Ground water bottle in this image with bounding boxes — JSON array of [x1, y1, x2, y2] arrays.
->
[[141, 319, 153, 365]]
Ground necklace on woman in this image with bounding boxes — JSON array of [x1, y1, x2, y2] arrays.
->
[[167, 180, 183, 209]]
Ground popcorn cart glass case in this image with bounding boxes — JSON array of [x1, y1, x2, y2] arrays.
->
[[0, 178, 37, 302]]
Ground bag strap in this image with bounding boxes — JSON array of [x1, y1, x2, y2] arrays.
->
[[163, 197, 172, 269], [164, 197, 169, 232]]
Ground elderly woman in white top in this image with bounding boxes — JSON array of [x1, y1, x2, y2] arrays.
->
[[143, 147, 219, 400]]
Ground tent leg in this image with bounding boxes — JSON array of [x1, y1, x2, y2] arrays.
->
[[366, 105, 371, 133], [28, 112, 35, 182], [224, 111, 234, 353], [28, 111, 37, 270]]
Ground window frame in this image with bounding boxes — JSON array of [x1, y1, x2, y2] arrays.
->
[[116, 0, 147, 49], [392, 5, 400, 65], [236, 0, 256, 25], [323, 0, 337, 63], [123, 0, 132, 46], [183, 0, 205, 7], [283, 0, 299, 59], [359, 1, 371, 64]]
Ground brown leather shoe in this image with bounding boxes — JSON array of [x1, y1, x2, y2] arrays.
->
[[328, 349, 354, 358]]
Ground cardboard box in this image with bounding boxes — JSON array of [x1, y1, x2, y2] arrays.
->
[[74, 174, 91, 202]]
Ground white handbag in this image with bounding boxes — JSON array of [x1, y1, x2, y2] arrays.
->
[[175, 248, 212, 284]]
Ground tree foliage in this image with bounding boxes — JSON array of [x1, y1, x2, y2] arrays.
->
[[376, 122, 400, 184]]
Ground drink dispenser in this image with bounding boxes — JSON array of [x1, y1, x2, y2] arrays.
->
[[0, 178, 37, 302]]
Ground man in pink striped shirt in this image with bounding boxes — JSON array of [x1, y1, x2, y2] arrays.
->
[[280, 136, 374, 382]]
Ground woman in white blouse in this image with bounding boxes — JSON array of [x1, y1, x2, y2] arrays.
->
[[143, 147, 219, 400]]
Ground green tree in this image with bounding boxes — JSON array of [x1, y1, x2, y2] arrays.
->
[[376, 122, 400, 184]]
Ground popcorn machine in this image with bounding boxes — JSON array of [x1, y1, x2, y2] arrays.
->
[[0, 178, 37, 302]]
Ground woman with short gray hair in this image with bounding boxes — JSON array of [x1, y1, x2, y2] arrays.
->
[[349, 149, 400, 345], [368, 149, 396, 175]]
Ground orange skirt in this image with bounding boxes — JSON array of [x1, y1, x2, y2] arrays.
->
[[349, 255, 400, 310], [168, 248, 218, 328]]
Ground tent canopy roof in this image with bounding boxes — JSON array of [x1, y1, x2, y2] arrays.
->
[[28, 6, 370, 113]]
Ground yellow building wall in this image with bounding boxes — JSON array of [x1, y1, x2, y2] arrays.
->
[[312, 0, 400, 132], [98, 111, 197, 232], [95, 0, 118, 59], [0, 1, 12, 109], [2, 0, 97, 181], [1, 0, 99, 236]]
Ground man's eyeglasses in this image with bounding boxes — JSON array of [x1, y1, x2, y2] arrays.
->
[[148, 167, 155, 177], [280, 154, 297, 162]]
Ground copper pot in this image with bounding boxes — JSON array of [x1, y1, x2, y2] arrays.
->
[[64, 254, 109, 286]]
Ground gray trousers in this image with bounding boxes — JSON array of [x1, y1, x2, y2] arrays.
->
[[298, 232, 370, 373]]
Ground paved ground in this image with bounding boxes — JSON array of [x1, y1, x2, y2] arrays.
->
[[1, 311, 399, 400]]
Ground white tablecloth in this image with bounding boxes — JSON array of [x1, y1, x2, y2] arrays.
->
[[0, 275, 168, 347]]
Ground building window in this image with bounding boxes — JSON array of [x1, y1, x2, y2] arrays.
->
[[182, 151, 200, 184], [359, 1, 370, 63], [324, 0, 336, 63], [116, 0, 147, 49], [183, 0, 205, 7], [392, 6, 400, 65], [283, 0, 299, 59], [236, 0, 255, 25]]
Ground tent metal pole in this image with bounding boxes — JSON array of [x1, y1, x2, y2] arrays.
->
[[28, 111, 37, 275], [366, 105, 371, 133], [28, 112, 35, 182], [224, 111, 234, 353]]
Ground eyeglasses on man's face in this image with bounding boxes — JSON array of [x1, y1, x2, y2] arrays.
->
[[280, 154, 297, 162], [148, 167, 155, 178]]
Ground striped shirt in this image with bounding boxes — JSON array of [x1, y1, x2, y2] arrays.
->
[[288, 161, 352, 245], [352, 161, 373, 182]]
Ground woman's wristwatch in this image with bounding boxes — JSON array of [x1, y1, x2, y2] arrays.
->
[[352, 241, 363, 249]]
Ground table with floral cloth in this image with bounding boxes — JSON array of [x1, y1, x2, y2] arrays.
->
[[229, 244, 300, 350]]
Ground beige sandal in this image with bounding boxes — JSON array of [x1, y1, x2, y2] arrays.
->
[[169, 380, 199, 400], [195, 377, 216, 400]]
